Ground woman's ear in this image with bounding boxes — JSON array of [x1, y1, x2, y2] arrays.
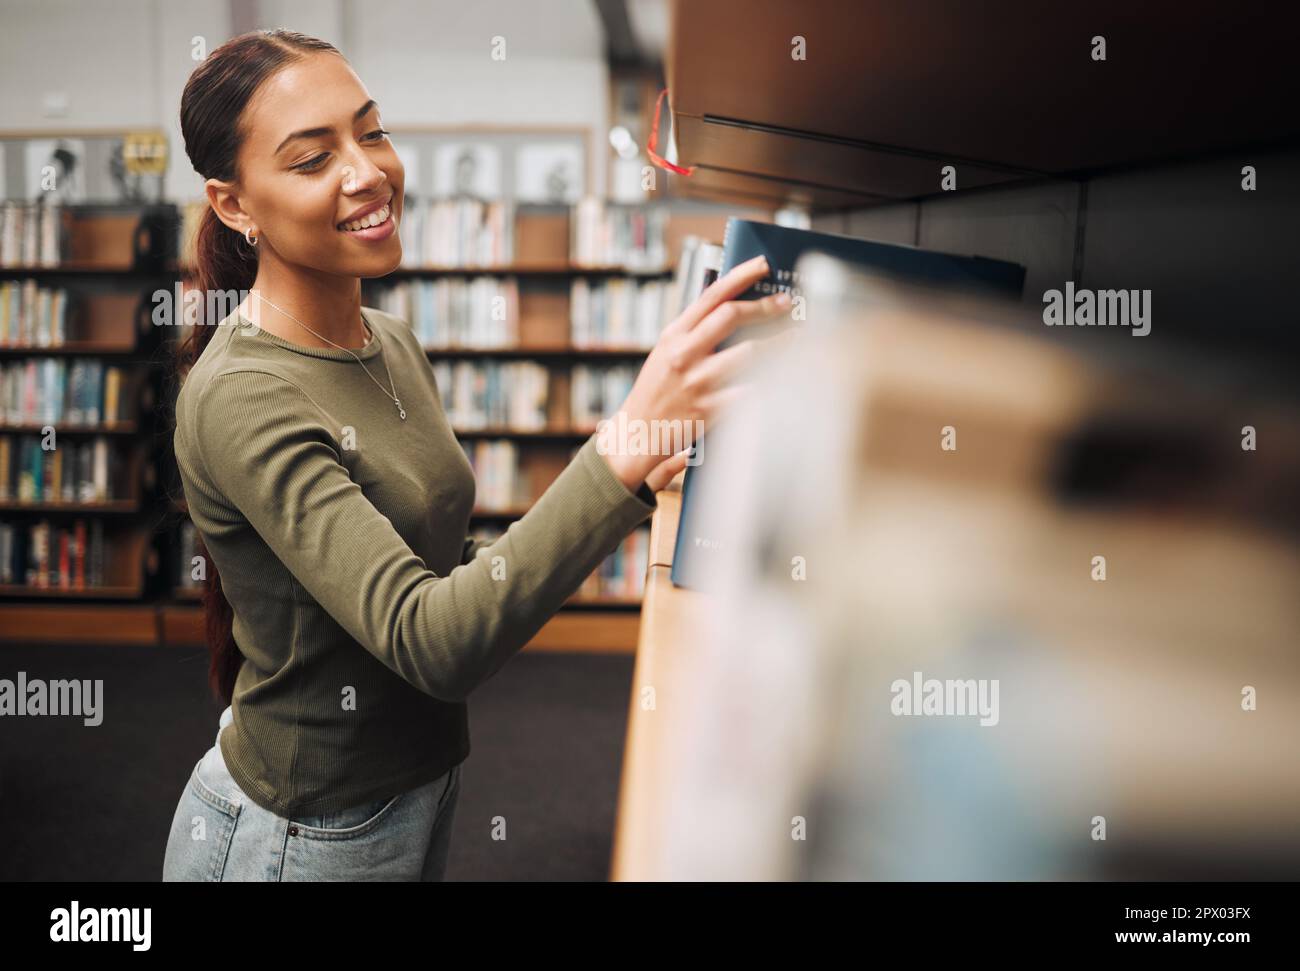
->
[[205, 177, 249, 235]]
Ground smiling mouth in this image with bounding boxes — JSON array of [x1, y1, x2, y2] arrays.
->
[[337, 197, 394, 232]]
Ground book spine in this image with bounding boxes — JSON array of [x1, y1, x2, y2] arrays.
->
[[89, 518, 103, 587], [104, 366, 121, 424], [58, 528, 70, 587], [92, 436, 108, 500], [0, 522, 11, 584], [74, 518, 86, 589]]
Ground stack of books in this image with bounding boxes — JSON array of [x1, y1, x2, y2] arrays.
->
[[0, 280, 70, 345], [0, 358, 129, 427], [0, 517, 105, 588], [570, 277, 667, 348]]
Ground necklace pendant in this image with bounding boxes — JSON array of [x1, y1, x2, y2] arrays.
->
[[396, 399, 406, 420]]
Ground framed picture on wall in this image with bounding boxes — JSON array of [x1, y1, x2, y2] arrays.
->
[[390, 127, 590, 203], [23, 138, 87, 203], [433, 142, 503, 199], [2, 130, 166, 204], [514, 141, 584, 204]]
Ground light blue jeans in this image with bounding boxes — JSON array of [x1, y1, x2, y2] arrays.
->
[[162, 707, 461, 881]]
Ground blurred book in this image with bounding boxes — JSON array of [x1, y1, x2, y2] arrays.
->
[[372, 278, 520, 348], [672, 221, 1026, 592], [571, 198, 667, 270], [570, 277, 667, 349], [669, 235, 724, 320]]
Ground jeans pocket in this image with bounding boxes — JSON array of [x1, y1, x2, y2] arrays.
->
[[162, 761, 243, 881], [290, 792, 405, 840]]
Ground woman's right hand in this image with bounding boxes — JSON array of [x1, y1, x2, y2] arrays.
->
[[599, 254, 794, 492]]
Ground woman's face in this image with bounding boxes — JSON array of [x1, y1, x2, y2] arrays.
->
[[212, 52, 404, 279]]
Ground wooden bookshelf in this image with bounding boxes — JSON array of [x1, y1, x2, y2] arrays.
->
[[454, 428, 593, 440], [0, 202, 176, 611], [0, 421, 138, 434], [0, 521, 150, 600], [0, 499, 140, 514], [151, 600, 642, 653], [0, 603, 158, 645], [175, 262, 674, 279], [425, 345, 651, 359], [3, 197, 758, 645], [0, 264, 178, 276], [394, 264, 672, 277], [0, 344, 145, 357], [664, 0, 1294, 209], [0, 583, 147, 599]]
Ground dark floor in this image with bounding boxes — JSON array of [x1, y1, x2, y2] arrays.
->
[[0, 642, 634, 881]]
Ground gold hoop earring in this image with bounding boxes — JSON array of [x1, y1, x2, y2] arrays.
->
[[244, 226, 258, 247]]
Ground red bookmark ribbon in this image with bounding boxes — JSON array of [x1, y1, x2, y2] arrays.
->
[[647, 88, 696, 176]]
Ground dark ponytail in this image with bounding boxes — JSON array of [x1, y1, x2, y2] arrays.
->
[[174, 29, 344, 706]]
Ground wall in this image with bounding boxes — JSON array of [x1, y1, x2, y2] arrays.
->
[[0, 0, 611, 202]]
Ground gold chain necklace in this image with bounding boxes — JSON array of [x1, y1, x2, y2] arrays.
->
[[253, 293, 406, 420]]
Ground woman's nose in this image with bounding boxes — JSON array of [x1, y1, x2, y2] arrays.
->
[[340, 154, 386, 195]]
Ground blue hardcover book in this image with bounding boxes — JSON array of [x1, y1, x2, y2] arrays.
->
[[670, 219, 1026, 592]]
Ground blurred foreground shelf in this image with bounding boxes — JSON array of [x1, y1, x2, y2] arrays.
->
[[0, 602, 640, 653], [610, 475, 700, 880]]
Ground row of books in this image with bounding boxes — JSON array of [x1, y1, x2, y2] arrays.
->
[[0, 201, 63, 268], [431, 359, 549, 431], [0, 280, 71, 346], [370, 279, 520, 347], [571, 277, 668, 349], [0, 435, 115, 503], [571, 198, 669, 270], [398, 198, 515, 267], [0, 517, 106, 588], [577, 524, 650, 600], [571, 363, 638, 429], [460, 439, 524, 510], [0, 358, 130, 427]]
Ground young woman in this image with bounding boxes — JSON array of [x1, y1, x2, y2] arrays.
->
[[161, 29, 787, 882]]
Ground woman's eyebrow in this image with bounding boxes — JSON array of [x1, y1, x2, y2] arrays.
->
[[274, 99, 377, 156]]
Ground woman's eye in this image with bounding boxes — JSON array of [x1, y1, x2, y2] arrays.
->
[[294, 153, 328, 173], [293, 131, 387, 173]]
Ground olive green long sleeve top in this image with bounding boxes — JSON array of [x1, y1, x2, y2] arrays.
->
[[173, 305, 656, 817]]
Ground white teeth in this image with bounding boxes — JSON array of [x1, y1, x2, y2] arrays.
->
[[339, 204, 391, 232]]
